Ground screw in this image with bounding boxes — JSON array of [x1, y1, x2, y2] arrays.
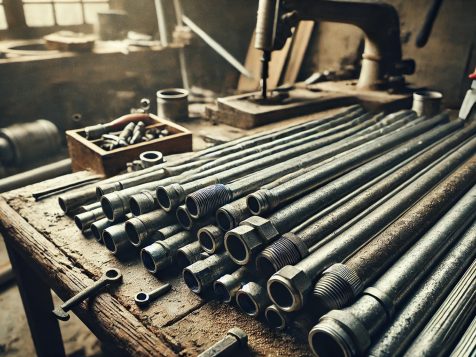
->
[[52, 268, 122, 321], [134, 283, 172, 307]]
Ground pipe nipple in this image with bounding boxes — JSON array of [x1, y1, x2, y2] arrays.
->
[[156, 183, 185, 212], [308, 317, 356, 357], [130, 191, 157, 216], [265, 305, 287, 331], [141, 242, 171, 273], [256, 237, 302, 277], [176, 205, 193, 230], [100, 193, 125, 222], [125, 218, 148, 247], [185, 184, 232, 219], [313, 264, 363, 311], [246, 189, 273, 215], [198, 225, 224, 254]]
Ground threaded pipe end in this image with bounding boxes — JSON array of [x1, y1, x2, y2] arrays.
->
[[256, 237, 302, 277], [313, 264, 362, 311], [247, 190, 270, 215], [185, 184, 232, 219]]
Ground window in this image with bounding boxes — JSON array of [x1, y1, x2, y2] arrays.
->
[[0, 1, 7, 30], [22, 0, 109, 27]]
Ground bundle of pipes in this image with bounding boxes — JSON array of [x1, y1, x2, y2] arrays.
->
[[65, 104, 476, 356]]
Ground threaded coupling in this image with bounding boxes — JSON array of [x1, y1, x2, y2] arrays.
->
[[186, 184, 233, 219], [313, 263, 363, 311], [130, 191, 158, 216]]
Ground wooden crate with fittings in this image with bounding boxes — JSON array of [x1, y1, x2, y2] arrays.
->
[[66, 115, 192, 176]]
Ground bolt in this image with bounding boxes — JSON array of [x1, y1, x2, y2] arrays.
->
[[197, 327, 248, 357], [134, 283, 172, 307], [52, 268, 122, 321], [130, 121, 145, 144]]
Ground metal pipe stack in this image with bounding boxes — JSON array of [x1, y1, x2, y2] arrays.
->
[[63, 105, 476, 356]]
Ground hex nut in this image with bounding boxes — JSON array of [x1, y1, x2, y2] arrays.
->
[[241, 216, 279, 242]]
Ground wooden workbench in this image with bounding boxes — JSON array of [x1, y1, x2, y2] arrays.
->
[[0, 113, 346, 356]]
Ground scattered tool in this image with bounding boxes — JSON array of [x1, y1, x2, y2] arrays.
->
[[134, 283, 172, 307], [459, 67, 476, 120], [198, 327, 248, 357], [52, 268, 122, 321]]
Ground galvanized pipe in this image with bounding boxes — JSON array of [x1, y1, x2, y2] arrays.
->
[[197, 225, 224, 254], [307, 183, 476, 357], [129, 190, 159, 216], [160, 111, 420, 213], [267, 141, 476, 313], [125, 210, 175, 248], [183, 111, 419, 218], [225, 118, 459, 267], [152, 224, 183, 241], [183, 253, 237, 294], [103, 222, 132, 256], [449, 314, 476, 357], [404, 257, 476, 356], [216, 197, 250, 232], [91, 217, 114, 243], [176, 241, 207, 269], [141, 230, 195, 273], [235, 281, 270, 317], [313, 155, 476, 311], [258, 122, 476, 276], [214, 267, 253, 303], [368, 221, 476, 357]]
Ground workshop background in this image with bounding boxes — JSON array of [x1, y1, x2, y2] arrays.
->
[[0, 0, 475, 356]]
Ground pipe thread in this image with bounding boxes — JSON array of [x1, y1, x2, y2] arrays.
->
[[257, 237, 302, 276], [313, 264, 362, 310], [186, 184, 232, 219]]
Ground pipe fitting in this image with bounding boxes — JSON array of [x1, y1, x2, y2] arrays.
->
[[198, 225, 224, 254], [152, 224, 182, 241], [141, 231, 194, 273], [313, 264, 363, 311], [74, 207, 105, 232], [185, 184, 233, 219], [103, 223, 132, 255], [224, 225, 263, 265], [216, 197, 251, 231], [213, 267, 252, 303], [265, 305, 288, 331], [267, 265, 312, 312], [125, 210, 174, 247], [129, 190, 158, 216], [156, 183, 186, 212], [236, 281, 270, 317], [96, 182, 122, 197], [176, 205, 193, 230], [176, 241, 207, 269], [91, 217, 115, 243], [183, 253, 236, 294], [101, 191, 128, 222]]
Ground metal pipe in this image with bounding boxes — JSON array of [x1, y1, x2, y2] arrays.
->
[[258, 121, 476, 276], [197, 225, 224, 254], [369, 221, 476, 357], [103, 222, 132, 256], [267, 140, 476, 313], [449, 314, 476, 357], [176, 241, 207, 269], [125, 210, 175, 248], [74, 207, 105, 232], [213, 267, 253, 303], [307, 183, 476, 357], [152, 224, 183, 241], [159, 110, 420, 213], [197, 328, 248, 357], [79, 201, 102, 213], [91, 217, 114, 243], [313, 155, 476, 311], [0, 158, 72, 193], [183, 253, 237, 294], [235, 281, 270, 317], [129, 190, 159, 216], [225, 117, 458, 267], [265, 305, 288, 331], [403, 257, 476, 356], [141, 231, 195, 273], [216, 197, 251, 232]]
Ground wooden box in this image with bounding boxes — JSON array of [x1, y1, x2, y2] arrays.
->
[[66, 115, 192, 176]]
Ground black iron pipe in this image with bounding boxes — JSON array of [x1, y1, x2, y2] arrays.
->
[[214, 267, 253, 303], [267, 139, 476, 313], [176, 241, 207, 269], [197, 225, 224, 254], [125, 210, 176, 248]]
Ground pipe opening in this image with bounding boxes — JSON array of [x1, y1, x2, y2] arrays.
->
[[105, 269, 120, 279], [129, 198, 141, 216], [91, 224, 101, 241], [58, 197, 68, 213], [125, 221, 140, 245], [103, 231, 116, 253], [185, 196, 199, 217], [101, 198, 115, 220], [135, 292, 148, 302], [269, 281, 294, 309], [183, 269, 200, 292], [198, 230, 214, 251], [141, 249, 156, 272], [236, 292, 258, 316], [310, 330, 346, 357], [266, 308, 285, 329], [216, 210, 233, 231], [175, 250, 191, 269], [214, 281, 231, 302], [225, 233, 247, 262], [156, 187, 171, 210], [176, 207, 192, 229], [247, 195, 261, 215], [74, 216, 84, 231]]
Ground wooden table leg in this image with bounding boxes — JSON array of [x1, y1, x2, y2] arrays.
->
[[5, 239, 66, 357]]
